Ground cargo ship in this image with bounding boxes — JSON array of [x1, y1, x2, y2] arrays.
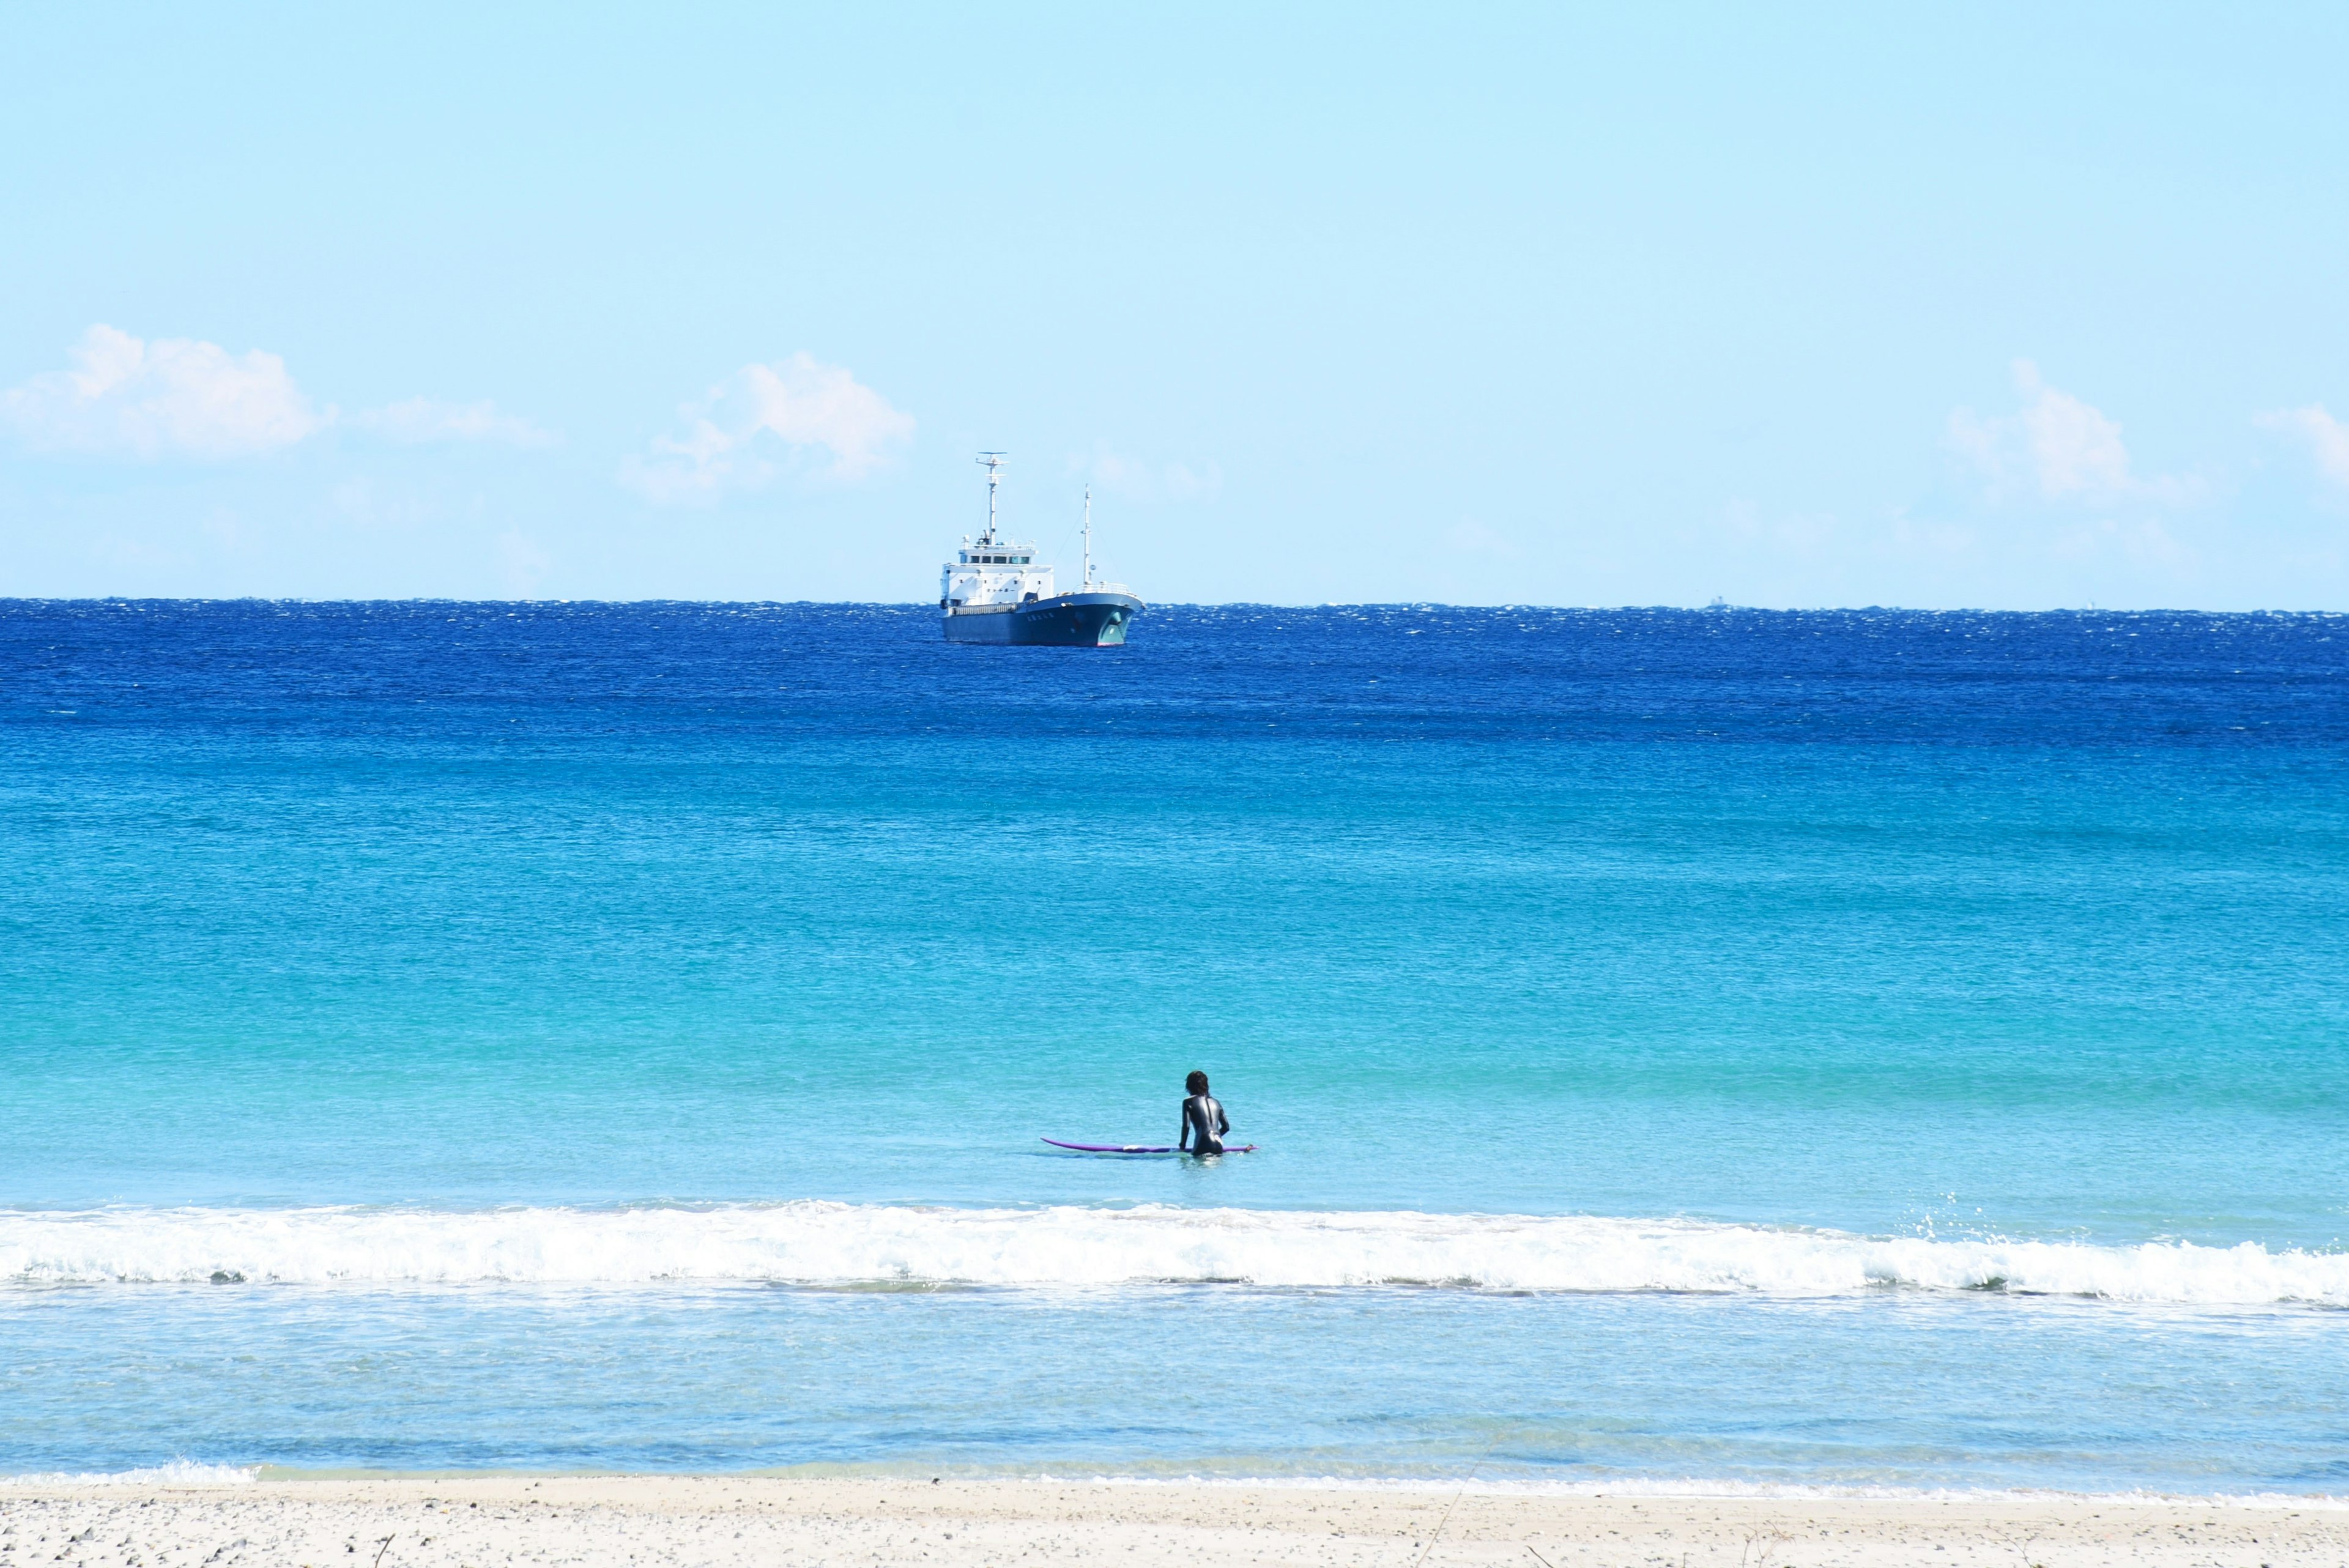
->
[[941, 453, 1144, 645]]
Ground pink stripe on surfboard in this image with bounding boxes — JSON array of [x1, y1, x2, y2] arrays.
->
[[1041, 1138, 1257, 1154]]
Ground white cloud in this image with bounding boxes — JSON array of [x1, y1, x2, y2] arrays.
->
[[1, 325, 556, 464], [2257, 404, 2349, 492], [356, 397, 555, 447], [622, 353, 913, 503], [1, 324, 327, 458], [1948, 360, 2193, 504]]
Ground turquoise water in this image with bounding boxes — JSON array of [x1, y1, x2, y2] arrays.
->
[[2, 602, 2345, 1490]]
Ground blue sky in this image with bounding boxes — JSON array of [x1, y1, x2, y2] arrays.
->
[[4, 4, 2347, 607]]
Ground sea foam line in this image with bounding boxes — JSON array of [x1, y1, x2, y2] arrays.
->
[[4, 1468, 2341, 1507], [1058, 1474, 2349, 1507], [1, 1462, 258, 1488], [2, 1203, 2343, 1305]]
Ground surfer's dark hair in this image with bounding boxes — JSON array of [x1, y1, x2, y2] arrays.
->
[[1186, 1070, 1209, 1095]]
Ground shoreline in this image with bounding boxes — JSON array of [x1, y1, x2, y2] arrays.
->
[[13, 1468, 2349, 1508], [3, 1476, 2343, 1567]]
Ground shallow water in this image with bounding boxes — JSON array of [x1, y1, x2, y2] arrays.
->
[[2, 602, 2344, 1488]]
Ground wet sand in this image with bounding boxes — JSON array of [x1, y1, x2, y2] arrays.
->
[[1, 1476, 2340, 1568]]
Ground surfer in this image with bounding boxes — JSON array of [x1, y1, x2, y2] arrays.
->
[[1179, 1070, 1229, 1156]]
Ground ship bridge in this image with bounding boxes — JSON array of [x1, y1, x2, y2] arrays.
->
[[941, 452, 1057, 610], [942, 534, 1054, 609]]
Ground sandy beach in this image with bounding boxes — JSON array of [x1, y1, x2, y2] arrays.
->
[[2, 1477, 2340, 1568]]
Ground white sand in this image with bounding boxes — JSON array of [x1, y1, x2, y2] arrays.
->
[[2, 1476, 2342, 1568]]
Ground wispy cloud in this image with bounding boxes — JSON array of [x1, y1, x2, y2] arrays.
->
[[1069, 445, 1222, 503], [1444, 518, 1520, 559], [2049, 516, 2197, 570], [0, 324, 555, 463], [355, 397, 556, 447], [1948, 360, 2195, 505], [622, 353, 913, 504], [498, 529, 552, 596], [1, 324, 326, 458], [2257, 404, 2349, 493]]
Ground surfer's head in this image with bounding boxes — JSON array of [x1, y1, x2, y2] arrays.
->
[[1186, 1070, 1209, 1096]]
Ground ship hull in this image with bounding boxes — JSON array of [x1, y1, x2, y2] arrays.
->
[[943, 592, 1142, 647]]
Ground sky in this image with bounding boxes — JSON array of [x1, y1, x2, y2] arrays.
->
[[3, 3, 2347, 608]]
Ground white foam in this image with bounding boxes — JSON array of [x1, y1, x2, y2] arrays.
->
[[2, 1461, 257, 1487], [2, 1203, 2344, 1305], [1058, 1474, 2349, 1507]]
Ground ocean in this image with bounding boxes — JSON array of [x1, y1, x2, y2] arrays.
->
[[2, 600, 2345, 1494]]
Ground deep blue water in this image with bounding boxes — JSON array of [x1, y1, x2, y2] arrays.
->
[[2, 601, 2345, 1490]]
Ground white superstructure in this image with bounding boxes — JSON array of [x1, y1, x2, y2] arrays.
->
[[941, 453, 1057, 610]]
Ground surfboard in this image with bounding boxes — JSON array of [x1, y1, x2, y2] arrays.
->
[[1042, 1138, 1257, 1154]]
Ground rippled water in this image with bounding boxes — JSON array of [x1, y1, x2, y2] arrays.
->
[[3, 601, 2344, 1489]]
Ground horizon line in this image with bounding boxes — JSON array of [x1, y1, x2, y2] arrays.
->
[[1, 597, 2343, 617]]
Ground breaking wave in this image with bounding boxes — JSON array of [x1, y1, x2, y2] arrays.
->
[[1, 1461, 258, 1487], [3, 1203, 2344, 1306]]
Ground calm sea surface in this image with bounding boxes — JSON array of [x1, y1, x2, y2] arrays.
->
[[2, 601, 2345, 1492]]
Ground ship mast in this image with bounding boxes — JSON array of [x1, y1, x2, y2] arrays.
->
[[1082, 486, 1093, 589], [976, 451, 1005, 544]]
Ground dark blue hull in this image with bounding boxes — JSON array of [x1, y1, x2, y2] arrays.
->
[[944, 592, 1143, 646], [1012, 592, 1141, 645]]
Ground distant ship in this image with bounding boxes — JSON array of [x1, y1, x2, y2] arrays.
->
[[941, 453, 1145, 645]]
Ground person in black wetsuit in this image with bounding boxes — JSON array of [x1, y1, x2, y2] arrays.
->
[[1179, 1070, 1229, 1156]]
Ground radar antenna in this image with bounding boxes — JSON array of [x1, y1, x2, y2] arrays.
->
[[976, 451, 1006, 544]]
